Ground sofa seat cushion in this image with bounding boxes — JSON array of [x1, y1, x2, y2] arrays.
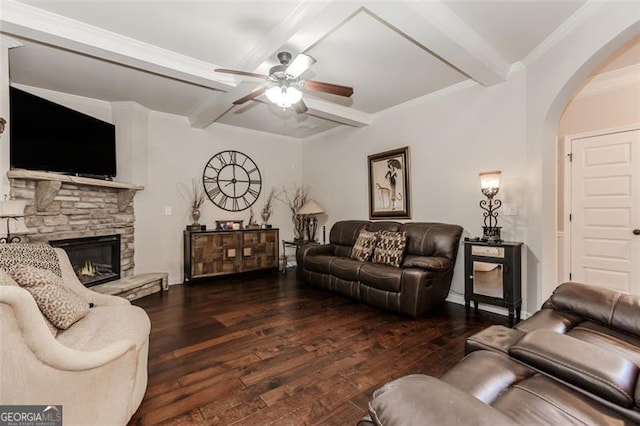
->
[[567, 321, 640, 367], [57, 305, 151, 352], [359, 262, 402, 292], [304, 254, 335, 275], [330, 257, 365, 282]]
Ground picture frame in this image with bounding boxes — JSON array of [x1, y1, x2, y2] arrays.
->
[[215, 220, 244, 231], [368, 146, 411, 219]]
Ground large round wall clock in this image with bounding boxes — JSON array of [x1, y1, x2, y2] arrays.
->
[[202, 150, 262, 212]]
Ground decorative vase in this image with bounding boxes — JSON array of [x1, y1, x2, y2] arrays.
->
[[191, 208, 201, 225], [261, 208, 271, 227]]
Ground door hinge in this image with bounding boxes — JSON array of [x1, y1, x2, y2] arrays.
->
[[568, 153, 573, 162], [569, 213, 572, 221], [569, 272, 572, 280]]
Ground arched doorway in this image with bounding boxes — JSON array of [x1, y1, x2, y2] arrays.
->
[[524, 4, 639, 309]]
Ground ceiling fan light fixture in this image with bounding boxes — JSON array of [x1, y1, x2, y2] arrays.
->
[[265, 86, 302, 108]]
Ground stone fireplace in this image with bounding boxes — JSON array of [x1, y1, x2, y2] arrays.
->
[[50, 234, 121, 287], [7, 170, 142, 280]]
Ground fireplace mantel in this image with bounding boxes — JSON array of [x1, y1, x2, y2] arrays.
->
[[7, 169, 144, 212]]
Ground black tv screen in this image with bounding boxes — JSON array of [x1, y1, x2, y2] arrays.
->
[[10, 87, 117, 178]]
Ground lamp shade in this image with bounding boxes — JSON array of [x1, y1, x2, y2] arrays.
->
[[479, 170, 501, 192], [297, 199, 325, 215], [0, 199, 27, 217]]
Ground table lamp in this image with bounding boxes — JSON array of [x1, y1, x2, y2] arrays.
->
[[297, 199, 325, 242]]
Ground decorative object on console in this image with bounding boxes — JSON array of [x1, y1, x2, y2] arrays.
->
[[368, 147, 411, 219], [215, 220, 244, 231], [0, 198, 28, 243], [188, 178, 206, 226], [297, 199, 325, 242], [247, 208, 260, 229], [261, 187, 278, 228], [0, 117, 6, 136], [479, 170, 502, 242], [203, 150, 262, 212]]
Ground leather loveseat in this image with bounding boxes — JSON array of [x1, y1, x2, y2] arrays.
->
[[296, 220, 463, 317], [360, 282, 640, 425]]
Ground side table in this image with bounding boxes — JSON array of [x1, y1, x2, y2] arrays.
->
[[463, 239, 523, 325], [281, 240, 316, 273]]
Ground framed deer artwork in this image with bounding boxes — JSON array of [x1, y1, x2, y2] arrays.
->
[[368, 146, 411, 219]]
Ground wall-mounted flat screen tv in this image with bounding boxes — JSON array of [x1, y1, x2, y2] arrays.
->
[[10, 87, 117, 179]]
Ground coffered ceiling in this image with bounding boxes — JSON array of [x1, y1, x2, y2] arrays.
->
[[1, 1, 589, 138]]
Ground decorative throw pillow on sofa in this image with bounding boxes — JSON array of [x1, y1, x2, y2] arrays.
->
[[372, 231, 407, 267], [0, 243, 62, 277], [11, 265, 89, 330], [350, 229, 379, 261]]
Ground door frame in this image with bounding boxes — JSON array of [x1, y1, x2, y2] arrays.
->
[[561, 123, 640, 282]]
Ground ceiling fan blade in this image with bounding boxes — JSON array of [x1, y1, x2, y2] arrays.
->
[[285, 54, 316, 78], [215, 69, 268, 79], [233, 86, 267, 105], [293, 99, 308, 114], [303, 80, 353, 97]]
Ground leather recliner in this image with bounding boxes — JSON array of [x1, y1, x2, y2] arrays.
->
[[360, 282, 640, 425], [296, 220, 463, 317]]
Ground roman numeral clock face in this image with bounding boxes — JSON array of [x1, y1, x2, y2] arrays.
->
[[203, 150, 262, 212]]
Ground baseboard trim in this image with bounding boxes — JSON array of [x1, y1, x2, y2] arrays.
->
[[446, 293, 531, 320]]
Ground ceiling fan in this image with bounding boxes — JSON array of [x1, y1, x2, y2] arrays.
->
[[215, 51, 354, 114]]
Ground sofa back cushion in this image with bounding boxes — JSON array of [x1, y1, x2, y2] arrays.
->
[[400, 223, 463, 261], [330, 221, 370, 247], [550, 282, 640, 337]]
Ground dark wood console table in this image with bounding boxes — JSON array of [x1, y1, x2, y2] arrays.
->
[[183, 228, 279, 282]]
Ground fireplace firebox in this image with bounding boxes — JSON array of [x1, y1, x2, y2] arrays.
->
[[50, 234, 121, 287]]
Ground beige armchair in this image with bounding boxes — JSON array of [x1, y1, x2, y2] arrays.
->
[[0, 247, 150, 425]]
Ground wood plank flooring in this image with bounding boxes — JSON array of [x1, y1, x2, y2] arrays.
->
[[128, 269, 509, 425]]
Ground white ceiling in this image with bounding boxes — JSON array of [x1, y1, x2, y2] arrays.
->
[[1, 0, 588, 138]]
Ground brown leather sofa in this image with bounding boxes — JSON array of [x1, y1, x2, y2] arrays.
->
[[296, 220, 463, 317], [360, 282, 640, 425]]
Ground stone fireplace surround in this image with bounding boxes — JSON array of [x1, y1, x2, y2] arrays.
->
[[7, 169, 143, 279]]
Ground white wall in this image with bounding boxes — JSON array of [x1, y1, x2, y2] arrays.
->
[[303, 72, 528, 309], [134, 112, 303, 284]]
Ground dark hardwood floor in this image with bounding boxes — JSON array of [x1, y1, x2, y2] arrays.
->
[[128, 269, 509, 425]]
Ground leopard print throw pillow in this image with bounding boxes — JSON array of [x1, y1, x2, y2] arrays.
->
[[11, 265, 89, 330], [0, 244, 62, 277]]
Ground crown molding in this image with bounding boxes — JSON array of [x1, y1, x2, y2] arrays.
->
[[0, 0, 234, 91], [0, 34, 22, 49], [573, 64, 640, 99], [522, 0, 603, 67]]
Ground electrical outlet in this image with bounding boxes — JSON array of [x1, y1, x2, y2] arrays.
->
[[164, 206, 172, 216], [502, 203, 517, 216]]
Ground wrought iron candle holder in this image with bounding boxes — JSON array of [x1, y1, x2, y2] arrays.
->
[[479, 170, 502, 243]]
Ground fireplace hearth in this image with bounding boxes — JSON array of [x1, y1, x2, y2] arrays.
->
[[50, 234, 121, 287]]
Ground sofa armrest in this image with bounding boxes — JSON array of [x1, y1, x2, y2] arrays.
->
[[401, 255, 452, 272], [365, 374, 514, 425], [1, 286, 137, 371], [509, 329, 638, 407]]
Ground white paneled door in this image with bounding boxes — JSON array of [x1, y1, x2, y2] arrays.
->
[[570, 129, 639, 294]]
